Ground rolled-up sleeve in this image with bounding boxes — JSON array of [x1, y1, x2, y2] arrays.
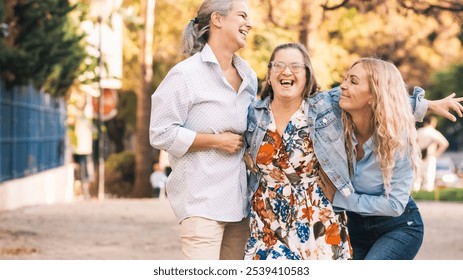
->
[[409, 86, 428, 122], [333, 153, 413, 217], [149, 68, 196, 158]]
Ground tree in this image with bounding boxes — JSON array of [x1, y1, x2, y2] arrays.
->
[[250, 0, 463, 88], [132, 0, 156, 197], [0, 0, 87, 97]]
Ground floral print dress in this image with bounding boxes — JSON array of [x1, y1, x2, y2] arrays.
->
[[244, 105, 352, 260]]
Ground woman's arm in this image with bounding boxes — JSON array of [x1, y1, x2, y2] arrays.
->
[[328, 86, 463, 122], [150, 69, 243, 157], [319, 156, 412, 217], [189, 132, 244, 154], [331, 156, 412, 217], [427, 93, 463, 122]]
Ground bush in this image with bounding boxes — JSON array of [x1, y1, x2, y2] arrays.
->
[[412, 188, 463, 202], [104, 151, 135, 197]]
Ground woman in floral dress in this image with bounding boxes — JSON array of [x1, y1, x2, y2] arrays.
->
[[244, 43, 352, 260]]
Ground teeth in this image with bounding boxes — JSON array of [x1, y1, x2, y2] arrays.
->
[[280, 80, 293, 86]]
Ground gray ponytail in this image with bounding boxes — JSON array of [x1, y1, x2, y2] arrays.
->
[[181, 18, 208, 56], [181, 0, 245, 56]]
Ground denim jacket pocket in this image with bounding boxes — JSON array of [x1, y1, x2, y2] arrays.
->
[[314, 110, 342, 142]]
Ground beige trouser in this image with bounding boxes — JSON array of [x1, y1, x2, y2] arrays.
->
[[179, 216, 250, 260]]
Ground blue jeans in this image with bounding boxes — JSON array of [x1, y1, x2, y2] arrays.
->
[[346, 197, 424, 260]]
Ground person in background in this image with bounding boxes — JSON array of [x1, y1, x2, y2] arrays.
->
[[68, 92, 94, 199], [150, 162, 167, 198], [149, 0, 257, 260], [414, 115, 449, 191]]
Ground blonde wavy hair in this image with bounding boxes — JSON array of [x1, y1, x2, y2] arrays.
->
[[341, 58, 419, 195]]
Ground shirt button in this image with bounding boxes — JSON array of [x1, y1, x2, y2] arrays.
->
[[322, 118, 327, 124]]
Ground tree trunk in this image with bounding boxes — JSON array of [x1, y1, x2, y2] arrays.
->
[[132, 0, 156, 198], [298, 1, 323, 52]]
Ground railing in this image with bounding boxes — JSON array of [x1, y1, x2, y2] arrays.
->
[[0, 80, 66, 182]]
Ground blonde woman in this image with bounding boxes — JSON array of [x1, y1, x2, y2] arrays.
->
[[322, 57, 425, 259]]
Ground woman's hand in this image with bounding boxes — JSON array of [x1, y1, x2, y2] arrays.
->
[[427, 93, 463, 122], [189, 131, 243, 154], [244, 150, 258, 174], [317, 168, 336, 202], [215, 132, 244, 154]]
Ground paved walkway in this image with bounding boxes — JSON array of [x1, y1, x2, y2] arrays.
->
[[0, 198, 462, 260]]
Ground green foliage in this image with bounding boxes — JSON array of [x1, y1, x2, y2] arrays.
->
[[412, 188, 463, 202], [0, 0, 87, 97], [0, 1, 4, 21], [114, 90, 137, 132], [428, 64, 463, 99], [104, 151, 135, 197]]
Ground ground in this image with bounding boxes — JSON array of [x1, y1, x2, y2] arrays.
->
[[0, 198, 462, 260]]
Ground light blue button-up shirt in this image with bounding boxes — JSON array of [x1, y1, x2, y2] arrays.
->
[[332, 136, 414, 217], [149, 44, 258, 223]]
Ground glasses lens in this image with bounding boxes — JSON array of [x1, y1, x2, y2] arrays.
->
[[273, 62, 285, 72], [290, 63, 305, 73], [271, 62, 305, 73]]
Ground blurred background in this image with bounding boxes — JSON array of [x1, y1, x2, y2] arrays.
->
[[1, 0, 463, 210]]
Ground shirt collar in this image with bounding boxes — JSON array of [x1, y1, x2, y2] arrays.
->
[[253, 96, 271, 110], [200, 43, 219, 64], [352, 133, 373, 152], [200, 43, 251, 93], [200, 43, 247, 70]]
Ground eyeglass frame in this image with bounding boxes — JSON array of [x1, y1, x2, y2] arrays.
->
[[268, 61, 308, 74]]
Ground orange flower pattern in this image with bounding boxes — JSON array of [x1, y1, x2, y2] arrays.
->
[[244, 107, 352, 260]]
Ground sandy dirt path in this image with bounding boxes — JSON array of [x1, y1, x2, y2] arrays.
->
[[0, 198, 462, 260]]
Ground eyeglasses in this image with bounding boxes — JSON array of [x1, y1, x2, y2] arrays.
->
[[269, 61, 307, 74]]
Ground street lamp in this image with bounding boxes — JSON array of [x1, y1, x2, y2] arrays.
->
[[97, 15, 105, 200], [87, 0, 123, 199], [90, 0, 112, 200]]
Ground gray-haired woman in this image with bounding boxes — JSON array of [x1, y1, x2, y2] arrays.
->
[[149, 0, 257, 260]]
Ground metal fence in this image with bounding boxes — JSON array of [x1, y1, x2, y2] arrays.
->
[[0, 81, 66, 182]]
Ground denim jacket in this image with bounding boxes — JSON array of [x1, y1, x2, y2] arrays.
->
[[245, 86, 426, 204]]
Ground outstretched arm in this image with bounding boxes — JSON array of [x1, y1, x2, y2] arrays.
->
[[427, 93, 463, 122], [326, 86, 462, 122]]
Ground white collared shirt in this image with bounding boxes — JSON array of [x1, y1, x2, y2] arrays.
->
[[149, 44, 257, 223]]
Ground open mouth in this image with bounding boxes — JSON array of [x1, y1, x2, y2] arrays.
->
[[280, 79, 294, 87]]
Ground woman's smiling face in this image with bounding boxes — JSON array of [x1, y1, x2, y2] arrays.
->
[[269, 47, 307, 101], [339, 62, 373, 114]]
